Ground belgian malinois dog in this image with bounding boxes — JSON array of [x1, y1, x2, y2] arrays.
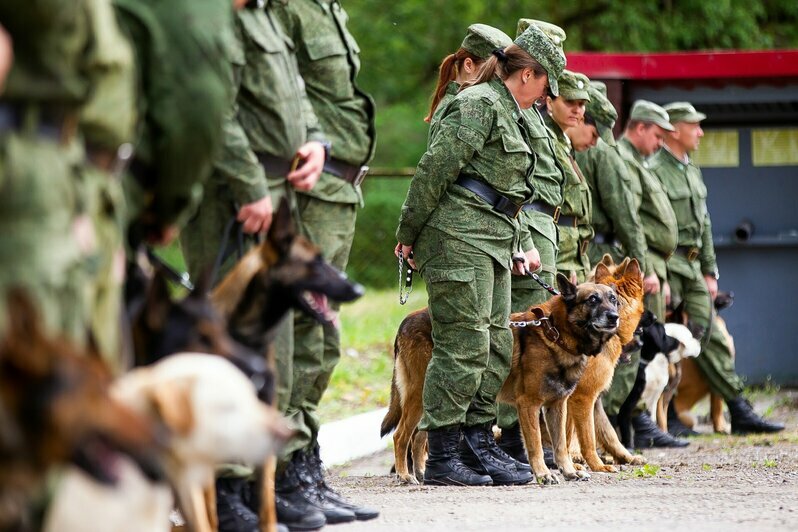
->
[[566, 256, 647, 473], [381, 273, 621, 485]]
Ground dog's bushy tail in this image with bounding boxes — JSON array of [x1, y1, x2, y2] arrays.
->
[[380, 334, 403, 438]]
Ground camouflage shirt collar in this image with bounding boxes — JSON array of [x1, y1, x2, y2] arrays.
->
[[489, 76, 523, 119], [662, 143, 690, 165], [620, 136, 647, 164]]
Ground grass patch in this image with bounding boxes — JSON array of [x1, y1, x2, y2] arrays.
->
[[702, 463, 712, 471], [619, 463, 661, 480], [317, 285, 428, 423]]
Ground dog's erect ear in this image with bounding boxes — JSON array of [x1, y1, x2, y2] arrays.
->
[[600, 254, 615, 267], [617, 257, 631, 275], [594, 262, 611, 283], [624, 258, 642, 281], [267, 199, 296, 256], [556, 273, 577, 304], [144, 269, 173, 330], [149, 377, 195, 437]]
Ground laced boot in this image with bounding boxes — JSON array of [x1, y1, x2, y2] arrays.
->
[[306, 444, 379, 521], [215, 477, 259, 532], [460, 424, 533, 485], [292, 451, 355, 524], [423, 425, 493, 486], [667, 402, 700, 437], [272, 457, 327, 531], [727, 396, 785, 434], [632, 411, 689, 448], [496, 424, 530, 468]]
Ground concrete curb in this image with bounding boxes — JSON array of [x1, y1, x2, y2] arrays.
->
[[318, 407, 390, 466]]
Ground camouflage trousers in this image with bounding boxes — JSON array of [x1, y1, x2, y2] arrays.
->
[[281, 193, 357, 460], [0, 131, 86, 344], [497, 223, 557, 429], [556, 224, 591, 283], [415, 226, 513, 430], [588, 241, 625, 268], [668, 267, 743, 401]]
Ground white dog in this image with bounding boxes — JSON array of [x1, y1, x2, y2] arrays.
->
[[44, 353, 292, 532], [642, 324, 701, 421]]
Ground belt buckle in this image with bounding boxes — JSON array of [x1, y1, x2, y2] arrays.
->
[[687, 247, 699, 261], [552, 206, 561, 223], [353, 165, 369, 187]]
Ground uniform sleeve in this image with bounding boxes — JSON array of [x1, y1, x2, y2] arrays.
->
[[396, 97, 492, 245], [700, 211, 718, 275], [596, 148, 649, 274]]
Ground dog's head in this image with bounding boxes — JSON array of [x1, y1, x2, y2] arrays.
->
[[714, 290, 734, 312], [640, 321, 680, 362], [556, 273, 620, 355], [0, 291, 167, 497], [591, 256, 645, 344]]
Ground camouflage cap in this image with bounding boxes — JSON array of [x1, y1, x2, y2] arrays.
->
[[663, 101, 707, 124], [585, 86, 618, 145], [590, 80, 608, 97], [514, 24, 567, 96], [629, 100, 676, 132], [516, 19, 566, 48], [557, 70, 591, 102], [461, 24, 513, 60]]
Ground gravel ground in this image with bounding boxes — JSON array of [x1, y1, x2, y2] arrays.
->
[[327, 391, 798, 532]]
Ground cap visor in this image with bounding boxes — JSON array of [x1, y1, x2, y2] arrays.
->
[[548, 77, 559, 97], [656, 118, 676, 132], [598, 124, 616, 146]]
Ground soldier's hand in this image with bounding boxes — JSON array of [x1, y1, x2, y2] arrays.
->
[[525, 248, 541, 273], [287, 141, 325, 191], [643, 273, 660, 295], [663, 281, 671, 306], [395, 242, 416, 270], [704, 274, 718, 301], [0, 24, 12, 93], [237, 194, 274, 234]]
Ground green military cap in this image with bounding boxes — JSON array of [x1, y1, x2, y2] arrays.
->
[[591, 80, 608, 97], [586, 86, 618, 145], [663, 101, 707, 124], [557, 70, 591, 101], [514, 24, 567, 96], [461, 23, 513, 60], [629, 100, 676, 132], [516, 18, 566, 48]]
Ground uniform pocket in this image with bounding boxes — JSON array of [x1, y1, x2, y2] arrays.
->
[[424, 266, 478, 324], [305, 36, 348, 60]]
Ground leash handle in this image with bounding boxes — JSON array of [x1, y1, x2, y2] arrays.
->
[[512, 256, 559, 296], [398, 249, 414, 305]]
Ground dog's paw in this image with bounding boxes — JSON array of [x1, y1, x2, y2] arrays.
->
[[561, 469, 591, 481], [570, 452, 585, 464], [590, 464, 618, 473], [398, 473, 419, 485], [573, 463, 586, 471], [628, 455, 648, 466], [535, 472, 560, 485]]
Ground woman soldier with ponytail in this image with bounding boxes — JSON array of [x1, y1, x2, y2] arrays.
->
[[425, 24, 512, 130], [395, 25, 565, 487]]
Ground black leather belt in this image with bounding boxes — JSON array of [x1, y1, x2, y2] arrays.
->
[[455, 175, 523, 218], [324, 157, 369, 186], [674, 245, 700, 261], [255, 152, 294, 177], [521, 200, 576, 227], [593, 232, 621, 247], [0, 103, 77, 143]]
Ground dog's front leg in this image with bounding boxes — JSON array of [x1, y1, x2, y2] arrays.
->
[[545, 398, 588, 480], [571, 394, 616, 473], [411, 430, 428, 483], [593, 398, 645, 466], [516, 397, 557, 485], [176, 479, 214, 532], [204, 480, 218, 531]]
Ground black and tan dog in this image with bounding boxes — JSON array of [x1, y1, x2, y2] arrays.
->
[[381, 273, 621, 485]]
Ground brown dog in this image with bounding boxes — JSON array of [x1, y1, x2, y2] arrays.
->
[[382, 274, 621, 485], [566, 256, 647, 473]]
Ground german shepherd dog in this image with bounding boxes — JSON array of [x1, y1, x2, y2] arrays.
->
[[673, 292, 734, 433], [0, 291, 166, 531], [566, 256, 647, 473], [381, 273, 621, 485]]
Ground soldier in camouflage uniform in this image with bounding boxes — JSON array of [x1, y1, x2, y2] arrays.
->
[[497, 18, 569, 466], [274, 0, 379, 523], [178, 2, 329, 530], [653, 102, 784, 436], [615, 100, 690, 448], [397, 24, 564, 488], [544, 70, 594, 283], [426, 24, 513, 131]]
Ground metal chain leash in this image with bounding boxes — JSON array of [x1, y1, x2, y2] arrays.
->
[[398, 249, 414, 305], [509, 317, 543, 328]]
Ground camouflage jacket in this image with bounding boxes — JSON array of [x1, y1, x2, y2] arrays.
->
[[275, 0, 375, 204], [397, 77, 535, 268], [617, 137, 678, 280], [428, 81, 460, 139], [651, 146, 718, 277], [113, 0, 232, 227], [576, 138, 649, 274], [543, 114, 593, 240]]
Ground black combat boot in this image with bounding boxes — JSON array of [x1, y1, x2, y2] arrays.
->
[[424, 425, 493, 486], [498, 423, 554, 469], [272, 457, 327, 531], [305, 444, 379, 521], [460, 424, 534, 485], [667, 402, 700, 437], [632, 411, 689, 448], [216, 477, 259, 532], [291, 451, 355, 524], [727, 396, 785, 434]]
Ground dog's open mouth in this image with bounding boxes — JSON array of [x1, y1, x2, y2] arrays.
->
[[300, 290, 339, 328], [591, 323, 619, 334], [72, 435, 123, 486]]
